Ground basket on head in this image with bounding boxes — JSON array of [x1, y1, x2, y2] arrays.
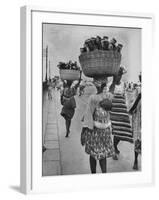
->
[[79, 50, 121, 78], [60, 69, 80, 81]]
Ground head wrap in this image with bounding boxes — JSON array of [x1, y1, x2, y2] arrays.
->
[[93, 76, 108, 87]]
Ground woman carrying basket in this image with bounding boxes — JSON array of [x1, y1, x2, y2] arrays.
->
[[81, 77, 114, 173], [109, 67, 133, 160], [60, 71, 82, 138], [129, 74, 141, 170]]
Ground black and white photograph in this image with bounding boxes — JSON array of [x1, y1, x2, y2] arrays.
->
[[42, 23, 141, 176], [0, 0, 157, 198]]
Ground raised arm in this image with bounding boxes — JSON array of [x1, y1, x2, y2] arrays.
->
[[109, 81, 116, 94], [61, 80, 67, 88], [109, 66, 127, 94]]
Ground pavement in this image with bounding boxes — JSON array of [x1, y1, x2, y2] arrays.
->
[[42, 87, 141, 176], [42, 90, 61, 176]]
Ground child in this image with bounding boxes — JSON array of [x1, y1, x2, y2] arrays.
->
[[93, 98, 112, 130]]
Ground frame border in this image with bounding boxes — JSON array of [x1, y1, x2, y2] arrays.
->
[[20, 6, 155, 194]]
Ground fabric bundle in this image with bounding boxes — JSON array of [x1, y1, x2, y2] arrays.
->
[[110, 93, 133, 143]]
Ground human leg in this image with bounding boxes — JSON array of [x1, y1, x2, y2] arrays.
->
[[133, 138, 141, 170], [89, 156, 97, 173], [113, 136, 120, 160], [113, 136, 120, 154], [65, 119, 71, 137], [99, 157, 107, 173], [133, 151, 139, 170]]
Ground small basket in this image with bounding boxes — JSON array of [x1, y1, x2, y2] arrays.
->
[[60, 69, 80, 80], [79, 50, 121, 78]]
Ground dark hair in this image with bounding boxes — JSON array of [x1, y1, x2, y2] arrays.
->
[[95, 82, 107, 94], [99, 99, 112, 111], [101, 82, 106, 91], [66, 80, 73, 87]]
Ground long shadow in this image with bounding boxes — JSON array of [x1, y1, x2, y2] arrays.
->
[[9, 185, 21, 193]]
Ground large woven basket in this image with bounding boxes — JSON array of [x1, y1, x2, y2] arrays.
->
[[79, 50, 121, 78], [60, 69, 80, 80]]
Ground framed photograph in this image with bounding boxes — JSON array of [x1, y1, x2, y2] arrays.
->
[[20, 6, 154, 194]]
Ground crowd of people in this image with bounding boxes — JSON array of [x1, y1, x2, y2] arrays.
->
[[124, 80, 141, 92]]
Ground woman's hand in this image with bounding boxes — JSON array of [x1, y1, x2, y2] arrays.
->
[[81, 127, 86, 146]]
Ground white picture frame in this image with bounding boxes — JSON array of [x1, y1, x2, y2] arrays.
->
[[20, 6, 155, 194]]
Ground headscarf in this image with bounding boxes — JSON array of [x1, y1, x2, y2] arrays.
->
[[93, 76, 108, 87]]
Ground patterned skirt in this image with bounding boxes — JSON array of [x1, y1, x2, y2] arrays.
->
[[82, 127, 114, 160]]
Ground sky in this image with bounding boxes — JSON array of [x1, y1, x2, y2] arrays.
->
[[42, 23, 141, 83]]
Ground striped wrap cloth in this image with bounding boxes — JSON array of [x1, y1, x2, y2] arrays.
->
[[110, 93, 133, 143]]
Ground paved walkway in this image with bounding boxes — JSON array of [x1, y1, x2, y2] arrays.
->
[[42, 87, 141, 176], [42, 90, 62, 176]]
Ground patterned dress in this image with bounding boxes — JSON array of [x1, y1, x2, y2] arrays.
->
[[110, 83, 133, 143], [82, 93, 114, 160]]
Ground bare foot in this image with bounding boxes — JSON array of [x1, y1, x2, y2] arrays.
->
[[133, 163, 138, 170], [115, 149, 120, 154], [65, 131, 70, 138], [112, 154, 118, 160], [42, 146, 46, 153]]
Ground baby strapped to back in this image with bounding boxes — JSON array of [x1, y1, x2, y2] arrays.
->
[[93, 99, 112, 130]]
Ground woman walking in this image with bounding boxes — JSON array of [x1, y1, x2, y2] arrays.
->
[[129, 76, 141, 170], [60, 72, 82, 137], [110, 82, 133, 160], [109, 67, 133, 160], [81, 77, 114, 173]]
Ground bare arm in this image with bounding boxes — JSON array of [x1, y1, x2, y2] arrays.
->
[[122, 67, 127, 74], [109, 67, 127, 94], [83, 95, 95, 130], [109, 81, 116, 94]]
